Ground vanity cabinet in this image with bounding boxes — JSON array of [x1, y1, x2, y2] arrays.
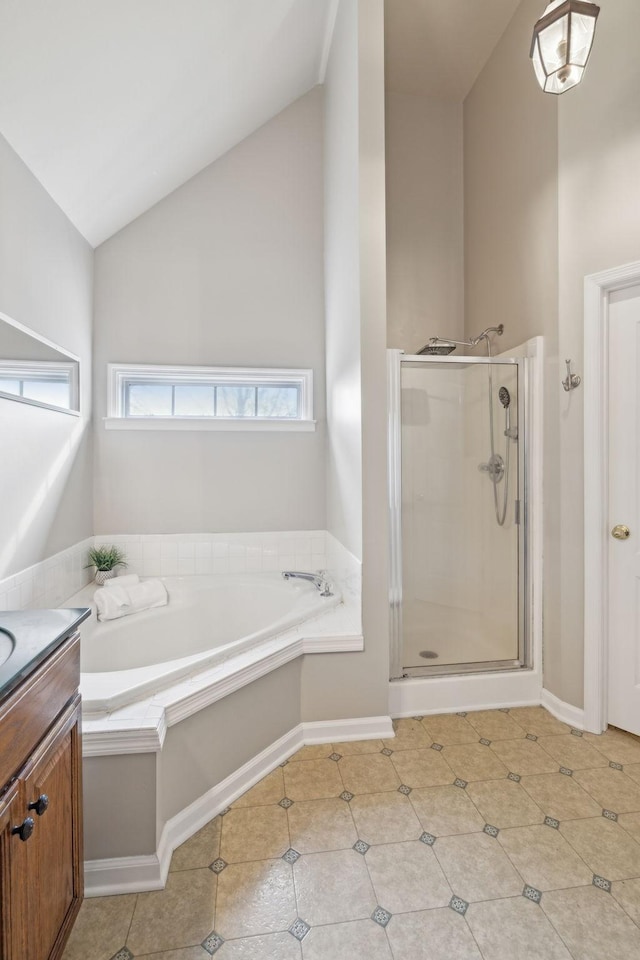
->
[[0, 632, 83, 960]]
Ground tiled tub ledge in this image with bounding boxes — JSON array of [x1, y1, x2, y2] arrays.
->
[[81, 597, 363, 757]]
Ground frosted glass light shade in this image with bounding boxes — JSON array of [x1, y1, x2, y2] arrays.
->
[[530, 0, 600, 94]]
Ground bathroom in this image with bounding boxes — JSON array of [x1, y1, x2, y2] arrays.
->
[[1, 1, 640, 958]]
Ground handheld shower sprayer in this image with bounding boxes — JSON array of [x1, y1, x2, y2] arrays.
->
[[499, 386, 517, 440]]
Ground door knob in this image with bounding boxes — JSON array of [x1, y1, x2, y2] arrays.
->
[[611, 524, 631, 540]]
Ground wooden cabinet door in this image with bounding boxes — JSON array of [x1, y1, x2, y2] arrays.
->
[[0, 780, 27, 960], [21, 697, 83, 960]]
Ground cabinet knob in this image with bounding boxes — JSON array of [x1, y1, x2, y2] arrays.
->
[[28, 794, 49, 817], [12, 817, 35, 842]]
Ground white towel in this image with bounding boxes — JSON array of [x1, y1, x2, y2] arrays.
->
[[105, 574, 140, 590], [95, 578, 169, 621]]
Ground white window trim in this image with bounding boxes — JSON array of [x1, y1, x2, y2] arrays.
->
[[105, 363, 315, 431], [0, 359, 80, 417]]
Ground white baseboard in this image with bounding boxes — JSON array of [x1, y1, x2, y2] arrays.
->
[[302, 715, 393, 743], [389, 669, 543, 718], [84, 854, 165, 896], [540, 688, 585, 730], [84, 713, 392, 897]]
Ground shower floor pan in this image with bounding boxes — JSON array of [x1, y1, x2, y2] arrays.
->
[[402, 600, 519, 676]]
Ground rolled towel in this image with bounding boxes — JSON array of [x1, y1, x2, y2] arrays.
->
[[105, 574, 140, 590], [95, 578, 169, 621], [94, 588, 129, 620]]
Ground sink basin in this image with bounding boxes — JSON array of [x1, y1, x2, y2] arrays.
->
[[0, 628, 15, 668]]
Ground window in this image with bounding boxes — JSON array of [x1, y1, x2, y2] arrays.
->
[[106, 364, 314, 431], [0, 361, 78, 413]]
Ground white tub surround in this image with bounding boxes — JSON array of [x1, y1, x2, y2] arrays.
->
[[0, 537, 94, 612], [68, 530, 361, 742], [75, 572, 358, 721]]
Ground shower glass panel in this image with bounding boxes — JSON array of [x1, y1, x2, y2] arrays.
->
[[392, 355, 525, 676]]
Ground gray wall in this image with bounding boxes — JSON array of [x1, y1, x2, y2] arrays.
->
[[0, 134, 93, 579], [83, 753, 157, 860], [386, 92, 464, 351], [556, 0, 640, 708], [463, 0, 561, 696], [464, 0, 640, 709], [303, 0, 389, 722], [322, 0, 363, 563], [93, 89, 326, 536], [158, 661, 301, 825]]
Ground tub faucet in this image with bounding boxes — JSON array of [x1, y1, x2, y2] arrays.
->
[[282, 570, 333, 597]]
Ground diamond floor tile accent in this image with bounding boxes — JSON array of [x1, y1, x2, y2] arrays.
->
[[289, 918, 311, 941], [523, 885, 543, 903], [371, 906, 392, 927], [279, 797, 294, 809], [603, 809, 619, 821], [420, 831, 437, 846], [209, 858, 227, 874], [559, 767, 573, 777], [570, 728, 583, 737], [353, 839, 370, 855], [449, 895, 469, 916], [340, 790, 354, 802], [219, 807, 232, 816], [381, 748, 393, 756], [110, 950, 133, 960], [457, 712, 468, 717], [398, 784, 412, 796], [508, 772, 522, 782], [526, 734, 538, 742], [483, 824, 499, 838], [282, 848, 301, 864], [610, 761, 624, 771], [593, 875, 612, 892], [454, 778, 468, 789], [202, 931, 225, 955], [544, 816, 560, 829], [479, 738, 492, 746], [329, 753, 342, 762], [431, 743, 444, 751]]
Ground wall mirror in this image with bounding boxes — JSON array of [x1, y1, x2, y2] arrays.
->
[[0, 311, 80, 415]]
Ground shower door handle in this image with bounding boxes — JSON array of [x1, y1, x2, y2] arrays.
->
[[611, 524, 631, 540]]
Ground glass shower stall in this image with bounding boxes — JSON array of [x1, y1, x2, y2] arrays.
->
[[388, 350, 530, 678]]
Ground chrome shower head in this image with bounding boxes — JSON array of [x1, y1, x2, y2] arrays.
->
[[498, 386, 511, 409], [417, 338, 456, 356]]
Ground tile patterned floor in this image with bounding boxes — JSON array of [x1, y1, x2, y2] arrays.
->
[[62, 707, 640, 960]]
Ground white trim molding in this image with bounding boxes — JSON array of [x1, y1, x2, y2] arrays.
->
[[583, 259, 640, 734], [540, 688, 585, 730], [84, 714, 392, 896], [106, 362, 314, 430]]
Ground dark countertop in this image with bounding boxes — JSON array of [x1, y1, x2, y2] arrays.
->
[[0, 608, 91, 703]]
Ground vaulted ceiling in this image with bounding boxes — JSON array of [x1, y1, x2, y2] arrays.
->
[[0, 0, 335, 246], [0, 1, 523, 248]]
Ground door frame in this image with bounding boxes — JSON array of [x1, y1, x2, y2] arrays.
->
[[584, 259, 640, 733]]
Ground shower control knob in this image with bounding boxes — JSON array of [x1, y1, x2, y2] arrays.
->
[[611, 524, 631, 540]]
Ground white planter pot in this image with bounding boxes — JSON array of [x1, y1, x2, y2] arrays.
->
[[95, 569, 117, 585]]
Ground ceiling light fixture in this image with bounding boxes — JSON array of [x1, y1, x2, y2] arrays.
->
[[530, 0, 600, 94]]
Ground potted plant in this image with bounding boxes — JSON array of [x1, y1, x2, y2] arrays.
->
[[86, 545, 128, 585]]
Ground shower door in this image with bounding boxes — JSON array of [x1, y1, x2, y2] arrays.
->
[[388, 352, 528, 677]]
